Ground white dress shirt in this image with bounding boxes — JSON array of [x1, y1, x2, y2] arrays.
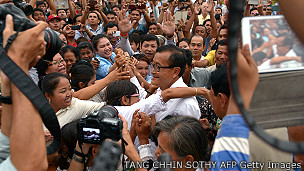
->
[[116, 77, 201, 129]]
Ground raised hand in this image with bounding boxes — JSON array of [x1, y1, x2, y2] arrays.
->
[[163, 11, 175, 36], [206, 0, 214, 13], [116, 9, 136, 35]]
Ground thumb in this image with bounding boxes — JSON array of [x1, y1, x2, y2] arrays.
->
[[130, 20, 137, 28], [3, 14, 14, 47], [241, 44, 252, 63], [141, 82, 144, 88]]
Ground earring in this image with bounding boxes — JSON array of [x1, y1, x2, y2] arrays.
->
[[48, 99, 51, 103]]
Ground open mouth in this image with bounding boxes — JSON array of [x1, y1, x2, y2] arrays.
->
[[65, 96, 72, 103]]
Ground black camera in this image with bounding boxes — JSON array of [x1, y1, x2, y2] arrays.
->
[[0, 4, 62, 61], [13, 0, 33, 16], [77, 105, 123, 144]]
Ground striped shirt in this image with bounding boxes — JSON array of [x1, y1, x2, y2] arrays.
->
[[210, 114, 250, 171]]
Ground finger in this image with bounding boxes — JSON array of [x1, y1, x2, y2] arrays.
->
[[132, 109, 140, 119], [241, 44, 256, 66], [130, 20, 137, 28], [118, 114, 128, 130], [30, 21, 48, 34], [3, 15, 14, 47]]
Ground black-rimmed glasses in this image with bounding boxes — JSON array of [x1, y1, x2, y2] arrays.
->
[[150, 62, 174, 72]]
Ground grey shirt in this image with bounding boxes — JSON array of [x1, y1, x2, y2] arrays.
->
[[189, 67, 211, 104]]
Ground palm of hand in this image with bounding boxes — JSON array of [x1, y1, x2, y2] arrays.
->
[[163, 21, 175, 35], [119, 19, 132, 34]]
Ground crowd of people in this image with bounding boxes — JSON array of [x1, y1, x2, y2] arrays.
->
[[0, 0, 304, 170]]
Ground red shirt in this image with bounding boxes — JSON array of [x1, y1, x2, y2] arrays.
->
[[68, 42, 77, 47]]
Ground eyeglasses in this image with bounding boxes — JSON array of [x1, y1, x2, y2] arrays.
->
[[150, 62, 174, 72], [251, 12, 259, 16], [45, 59, 65, 66]]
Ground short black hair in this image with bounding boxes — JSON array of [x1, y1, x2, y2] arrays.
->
[[36, 1, 46, 7], [92, 34, 109, 50], [87, 11, 101, 21], [210, 65, 230, 98], [250, 7, 258, 14], [203, 19, 211, 26], [156, 45, 186, 77], [195, 24, 207, 32], [112, 5, 121, 10], [77, 41, 94, 52], [104, 23, 118, 33], [219, 24, 227, 32], [70, 64, 96, 91], [56, 9, 66, 15], [106, 11, 117, 16], [141, 34, 160, 48], [282, 36, 293, 48], [73, 14, 82, 24], [215, 39, 227, 51], [32, 8, 45, 18], [177, 38, 190, 47], [147, 22, 157, 30], [182, 49, 193, 66], [215, 7, 222, 13]]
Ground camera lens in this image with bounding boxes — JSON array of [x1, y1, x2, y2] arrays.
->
[[43, 29, 63, 61], [19, 3, 33, 16]]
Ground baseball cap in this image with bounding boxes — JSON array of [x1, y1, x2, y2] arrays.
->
[[47, 14, 62, 23]]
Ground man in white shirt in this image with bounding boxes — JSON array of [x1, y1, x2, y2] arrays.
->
[[116, 45, 200, 126]]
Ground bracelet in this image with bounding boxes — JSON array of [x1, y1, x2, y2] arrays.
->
[[146, 90, 153, 95], [194, 88, 198, 96], [72, 154, 84, 163], [120, 32, 128, 37], [0, 95, 12, 104]]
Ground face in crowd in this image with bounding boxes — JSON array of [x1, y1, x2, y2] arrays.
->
[[46, 53, 67, 75], [189, 35, 204, 58], [95, 37, 113, 58], [140, 40, 158, 62]]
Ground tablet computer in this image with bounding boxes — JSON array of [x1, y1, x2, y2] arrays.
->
[[242, 15, 304, 73]]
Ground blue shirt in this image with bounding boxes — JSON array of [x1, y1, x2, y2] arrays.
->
[[95, 52, 116, 80], [210, 115, 250, 171], [129, 23, 148, 35], [87, 23, 104, 35]]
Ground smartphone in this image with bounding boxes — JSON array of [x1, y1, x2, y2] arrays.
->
[[128, 4, 146, 9], [71, 25, 80, 30], [112, 31, 120, 37]]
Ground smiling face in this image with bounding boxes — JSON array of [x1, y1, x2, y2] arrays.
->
[[63, 50, 77, 73], [46, 77, 73, 112], [215, 44, 229, 66], [46, 53, 67, 74], [151, 51, 179, 90], [136, 60, 149, 79], [96, 37, 113, 58], [141, 40, 158, 62]]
